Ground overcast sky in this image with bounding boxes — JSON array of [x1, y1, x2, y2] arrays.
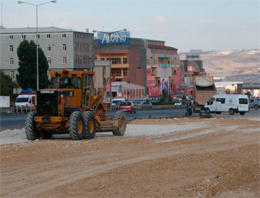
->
[[1, 0, 259, 52]]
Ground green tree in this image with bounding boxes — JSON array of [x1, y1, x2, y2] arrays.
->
[[0, 70, 19, 102], [161, 89, 169, 103], [16, 40, 50, 90]]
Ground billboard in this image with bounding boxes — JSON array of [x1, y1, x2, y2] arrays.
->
[[0, 96, 10, 107], [97, 31, 130, 45]]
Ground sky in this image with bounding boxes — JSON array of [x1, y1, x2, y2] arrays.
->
[[1, 0, 259, 52]]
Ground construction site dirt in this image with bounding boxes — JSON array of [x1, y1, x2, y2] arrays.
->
[[1, 116, 259, 197]]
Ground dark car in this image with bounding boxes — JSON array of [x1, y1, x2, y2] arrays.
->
[[119, 101, 136, 114]]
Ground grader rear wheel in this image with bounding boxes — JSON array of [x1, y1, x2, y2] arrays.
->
[[113, 110, 127, 136], [69, 111, 85, 140], [25, 111, 41, 140], [83, 111, 96, 139]]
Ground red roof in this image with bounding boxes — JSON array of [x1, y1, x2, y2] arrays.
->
[[148, 44, 177, 51]]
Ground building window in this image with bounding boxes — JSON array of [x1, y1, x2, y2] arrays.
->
[[62, 34, 66, 38], [62, 44, 67, 51], [83, 43, 89, 52], [9, 58, 14, 65], [47, 57, 52, 64], [63, 57, 67, 64], [112, 69, 121, 77], [79, 56, 82, 64], [123, 58, 127, 64], [158, 57, 170, 64], [21, 34, 26, 39], [47, 44, 51, 51], [123, 69, 128, 77], [111, 58, 121, 64], [36, 34, 40, 39], [10, 45, 14, 52], [10, 71, 15, 79], [9, 35, 13, 39], [47, 34, 51, 38], [83, 56, 90, 64]]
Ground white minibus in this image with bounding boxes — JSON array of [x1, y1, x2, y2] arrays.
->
[[204, 94, 249, 115]]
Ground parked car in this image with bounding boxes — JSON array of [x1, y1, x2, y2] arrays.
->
[[133, 99, 146, 105], [111, 100, 121, 107], [112, 98, 126, 104], [141, 101, 152, 108], [119, 101, 136, 114], [249, 98, 260, 109], [174, 100, 182, 106]]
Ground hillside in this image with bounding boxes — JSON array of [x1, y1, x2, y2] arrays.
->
[[180, 49, 260, 83]]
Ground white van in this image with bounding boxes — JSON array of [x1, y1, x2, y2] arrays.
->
[[204, 94, 249, 115], [15, 93, 36, 108]]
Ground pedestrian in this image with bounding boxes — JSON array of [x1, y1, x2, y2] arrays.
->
[[185, 99, 192, 116]]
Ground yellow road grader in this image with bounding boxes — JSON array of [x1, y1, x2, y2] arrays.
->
[[25, 69, 127, 140]]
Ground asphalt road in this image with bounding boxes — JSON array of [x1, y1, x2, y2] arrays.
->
[[1, 108, 259, 131], [0, 108, 186, 131]]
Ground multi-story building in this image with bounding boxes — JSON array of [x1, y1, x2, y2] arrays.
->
[[94, 37, 179, 99], [0, 27, 94, 80]]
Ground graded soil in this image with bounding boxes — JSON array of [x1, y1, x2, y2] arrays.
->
[[1, 117, 259, 197]]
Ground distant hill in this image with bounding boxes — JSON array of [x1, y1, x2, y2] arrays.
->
[[180, 49, 260, 83]]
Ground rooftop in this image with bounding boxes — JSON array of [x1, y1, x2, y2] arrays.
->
[[0, 27, 92, 34]]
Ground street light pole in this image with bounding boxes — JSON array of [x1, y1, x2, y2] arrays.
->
[[93, 29, 127, 106], [18, 0, 57, 91]]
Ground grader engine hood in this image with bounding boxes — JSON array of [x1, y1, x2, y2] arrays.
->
[[37, 90, 59, 116]]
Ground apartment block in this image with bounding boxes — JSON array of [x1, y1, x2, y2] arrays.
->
[[0, 27, 94, 81]]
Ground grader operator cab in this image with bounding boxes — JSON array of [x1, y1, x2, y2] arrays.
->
[[25, 69, 127, 140]]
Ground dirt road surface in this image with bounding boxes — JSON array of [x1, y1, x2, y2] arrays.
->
[[1, 117, 259, 197]]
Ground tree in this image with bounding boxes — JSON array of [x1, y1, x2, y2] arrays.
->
[[161, 89, 170, 103], [0, 70, 19, 102], [16, 40, 50, 90]]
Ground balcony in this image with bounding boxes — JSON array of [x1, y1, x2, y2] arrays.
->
[[111, 63, 129, 68]]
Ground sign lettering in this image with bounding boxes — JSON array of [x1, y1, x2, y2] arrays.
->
[[97, 31, 130, 45]]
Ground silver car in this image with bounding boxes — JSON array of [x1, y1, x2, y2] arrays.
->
[[249, 98, 260, 109], [141, 101, 153, 108]]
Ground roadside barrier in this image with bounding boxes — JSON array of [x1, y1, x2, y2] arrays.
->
[[0, 107, 33, 114], [1, 105, 185, 113], [107, 104, 185, 111]]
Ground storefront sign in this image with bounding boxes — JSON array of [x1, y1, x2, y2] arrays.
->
[[97, 31, 130, 45]]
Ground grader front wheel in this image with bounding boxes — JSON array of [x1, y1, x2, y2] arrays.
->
[[113, 111, 127, 136], [69, 111, 85, 140]]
